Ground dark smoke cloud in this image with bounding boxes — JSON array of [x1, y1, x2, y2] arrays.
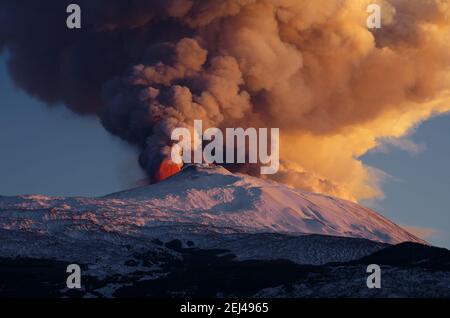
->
[[1, 0, 450, 201], [0, 0, 190, 113]]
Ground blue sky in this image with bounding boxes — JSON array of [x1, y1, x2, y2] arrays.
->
[[0, 54, 145, 197], [361, 116, 450, 248], [0, 54, 448, 248]]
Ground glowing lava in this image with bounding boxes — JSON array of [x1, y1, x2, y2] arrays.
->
[[153, 159, 181, 182]]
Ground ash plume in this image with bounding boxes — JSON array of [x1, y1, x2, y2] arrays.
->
[[1, 0, 450, 201]]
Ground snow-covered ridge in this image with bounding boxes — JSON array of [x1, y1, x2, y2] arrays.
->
[[0, 164, 423, 245]]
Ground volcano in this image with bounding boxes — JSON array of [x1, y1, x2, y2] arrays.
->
[[1, 164, 444, 298], [106, 164, 423, 244]]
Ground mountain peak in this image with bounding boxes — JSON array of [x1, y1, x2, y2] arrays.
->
[[0, 163, 425, 246]]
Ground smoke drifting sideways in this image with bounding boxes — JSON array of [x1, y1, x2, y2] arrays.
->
[[1, 0, 450, 201]]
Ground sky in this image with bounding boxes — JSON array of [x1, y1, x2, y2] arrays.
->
[[0, 52, 449, 248], [0, 54, 146, 198]]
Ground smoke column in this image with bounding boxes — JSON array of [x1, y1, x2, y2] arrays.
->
[[1, 0, 450, 201]]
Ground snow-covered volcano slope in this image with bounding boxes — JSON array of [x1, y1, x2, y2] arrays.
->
[[0, 165, 422, 247], [105, 164, 423, 244], [0, 164, 424, 271]]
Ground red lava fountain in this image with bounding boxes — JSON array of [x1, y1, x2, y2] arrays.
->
[[153, 159, 181, 182]]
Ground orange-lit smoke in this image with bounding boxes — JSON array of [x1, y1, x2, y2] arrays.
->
[[2, 0, 450, 201], [130, 0, 450, 201]]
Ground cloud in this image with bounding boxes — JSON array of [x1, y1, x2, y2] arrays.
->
[[1, 0, 450, 200], [371, 137, 426, 155], [402, 225, 440, 240]]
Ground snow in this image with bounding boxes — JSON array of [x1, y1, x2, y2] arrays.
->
[[105, 164, 423, 244], [253, 266, 450, 298], [0, 164, 423, 243], [0, 164, 423, 271]]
